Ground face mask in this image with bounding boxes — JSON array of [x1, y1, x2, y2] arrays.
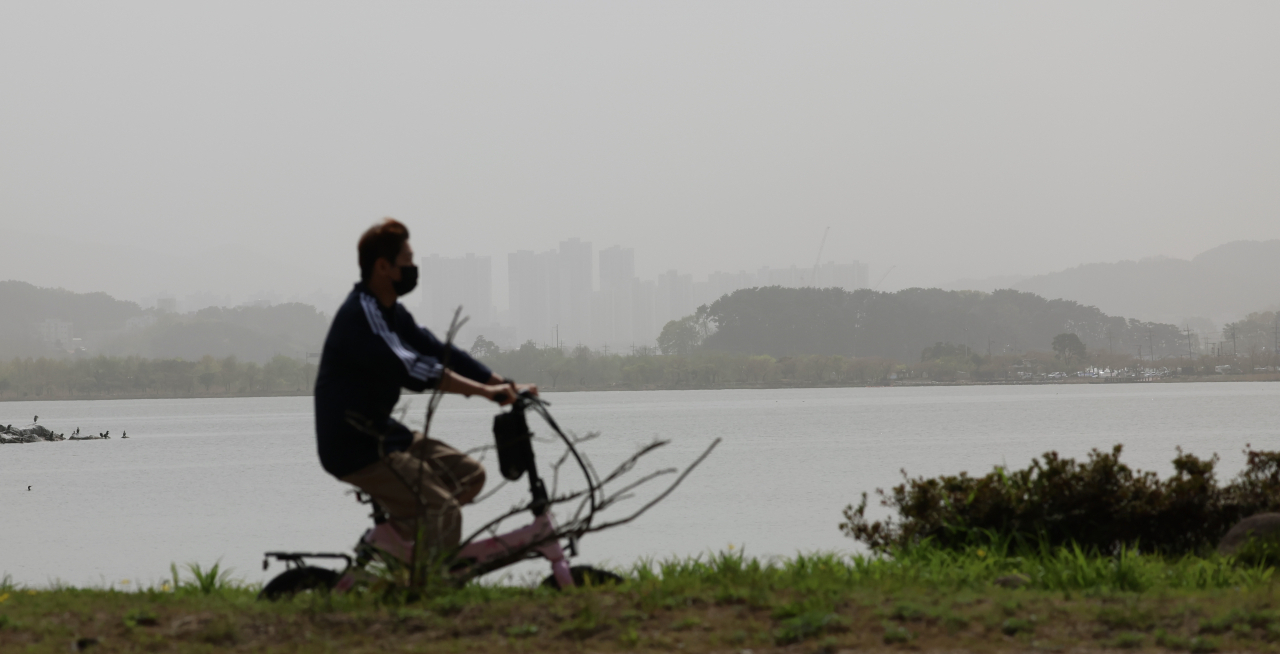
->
[[393, 264, 419, 296]]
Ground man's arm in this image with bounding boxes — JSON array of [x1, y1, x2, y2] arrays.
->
[[437, 369, 522, 405], [395, 307, 538, 398], [399, 312, 494, 384], [483, 372, 539, 398]]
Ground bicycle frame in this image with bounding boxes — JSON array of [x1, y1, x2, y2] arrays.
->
[[324, 509, 574, 592]]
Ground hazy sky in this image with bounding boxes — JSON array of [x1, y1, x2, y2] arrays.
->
[[3, 2, 1278, 310]]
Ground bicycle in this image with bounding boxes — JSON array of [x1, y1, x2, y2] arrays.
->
[[261, 392, 632, 599]]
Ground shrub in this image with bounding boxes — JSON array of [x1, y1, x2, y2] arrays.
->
[[841, 446, 1280, 554]]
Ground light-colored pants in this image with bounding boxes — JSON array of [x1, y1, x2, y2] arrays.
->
[[341, 435, 486, 552]]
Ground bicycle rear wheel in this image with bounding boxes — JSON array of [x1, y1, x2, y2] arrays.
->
[[260, 566, 339, 601]]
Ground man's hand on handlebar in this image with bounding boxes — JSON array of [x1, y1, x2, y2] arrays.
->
[[437, 370, 539, 406], [487, 382, 539, 406]]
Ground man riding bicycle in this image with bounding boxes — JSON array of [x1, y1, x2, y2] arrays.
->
[[314, 218, 536, 555]]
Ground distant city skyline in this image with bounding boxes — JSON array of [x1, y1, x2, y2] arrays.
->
[[419, 237, 870, 348]]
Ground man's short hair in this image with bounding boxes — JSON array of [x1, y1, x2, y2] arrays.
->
[[357, 218, 410, 281]]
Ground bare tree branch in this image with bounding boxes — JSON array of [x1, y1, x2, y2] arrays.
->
[[470, 478, 510, 505], [578, 437, 720, 534], [598, 468, 678, 511]]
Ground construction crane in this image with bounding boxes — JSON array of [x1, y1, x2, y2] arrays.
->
[[872, 265, 896, 291], [808, 226, 830, 287]]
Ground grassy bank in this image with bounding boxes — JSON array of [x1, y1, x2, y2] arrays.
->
[[4, 546, 1280, 652]]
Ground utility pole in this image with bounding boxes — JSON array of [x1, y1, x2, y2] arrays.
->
[[1152, 327, 1162, 368], [304, 352, 321, 392], [809, 226, 830, 287]]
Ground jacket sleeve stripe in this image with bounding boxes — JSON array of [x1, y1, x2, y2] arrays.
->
[[359, 295, 440, 382]]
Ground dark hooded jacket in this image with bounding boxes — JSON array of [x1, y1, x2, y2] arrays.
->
[[314, 282, 492, 478]]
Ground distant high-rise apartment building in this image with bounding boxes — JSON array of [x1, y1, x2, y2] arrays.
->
[[508, 249, 559, 346], [556, 238, 593, 346], [813, 261, 869, 290], [598, 245, 634, 293], [36, 318, 72, 348], [632, 278, 656, 350], [594, 246, 635, 347], [655, 270, 694, 329], [419, 254, 492, 336]]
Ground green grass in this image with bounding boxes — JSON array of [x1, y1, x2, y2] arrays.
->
[[1, 544, 1279, 652]]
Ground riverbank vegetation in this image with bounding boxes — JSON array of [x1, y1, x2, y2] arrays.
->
[[0, 354, 316, 400], [2, 343, 1274, 401], [844, 444, 1280, 558], [474, 338, 1276, 390], [4, 545, 1280, 652]]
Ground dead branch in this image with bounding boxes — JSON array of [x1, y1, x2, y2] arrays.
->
[[577, 437, 720, 535], [597, 468, 678, 511]]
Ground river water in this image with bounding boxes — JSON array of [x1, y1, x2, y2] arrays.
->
[[2, 382, 1278, 588]]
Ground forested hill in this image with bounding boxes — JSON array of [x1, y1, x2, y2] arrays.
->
[[1012, 240, 1280, 324], [0, 281, 145, 356], [698, 287, 1186, 360]]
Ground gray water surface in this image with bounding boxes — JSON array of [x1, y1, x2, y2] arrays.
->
[[2, 383, 1277, 587]]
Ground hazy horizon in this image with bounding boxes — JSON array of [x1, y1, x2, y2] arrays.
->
[[3, 2, 1278, 312]]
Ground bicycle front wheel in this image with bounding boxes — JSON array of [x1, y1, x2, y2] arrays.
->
[[541, 565, 624, 590]]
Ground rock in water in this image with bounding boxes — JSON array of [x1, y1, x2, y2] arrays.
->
[[1218, 513, 1280, 555]]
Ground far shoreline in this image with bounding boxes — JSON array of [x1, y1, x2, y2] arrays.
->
[[2, 373, 1278, 403]]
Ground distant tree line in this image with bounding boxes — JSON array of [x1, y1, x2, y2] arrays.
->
[[660, 286, 1191, 361], [0, 280, 327, 363], [470, 337, 903, 389], [0, 354, 316, 400], [1221, 310, 1280, 361]]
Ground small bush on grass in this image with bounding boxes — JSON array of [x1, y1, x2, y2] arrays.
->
[[882, 622, 913, 644], [505, 624, 538, 638], [1000, 617, 1034, 635], [1232, 536, 1280, 567], [1198, 608, 1278, 634], [1112, 631, 1145, 648], [1157, 629, 1220, 652], [559, 599, 609, 639], [841, 445, 1280, 554], [1097, 605, 1155, 631], [171, 561, 236, 595], [774, 611, 844, 645]]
